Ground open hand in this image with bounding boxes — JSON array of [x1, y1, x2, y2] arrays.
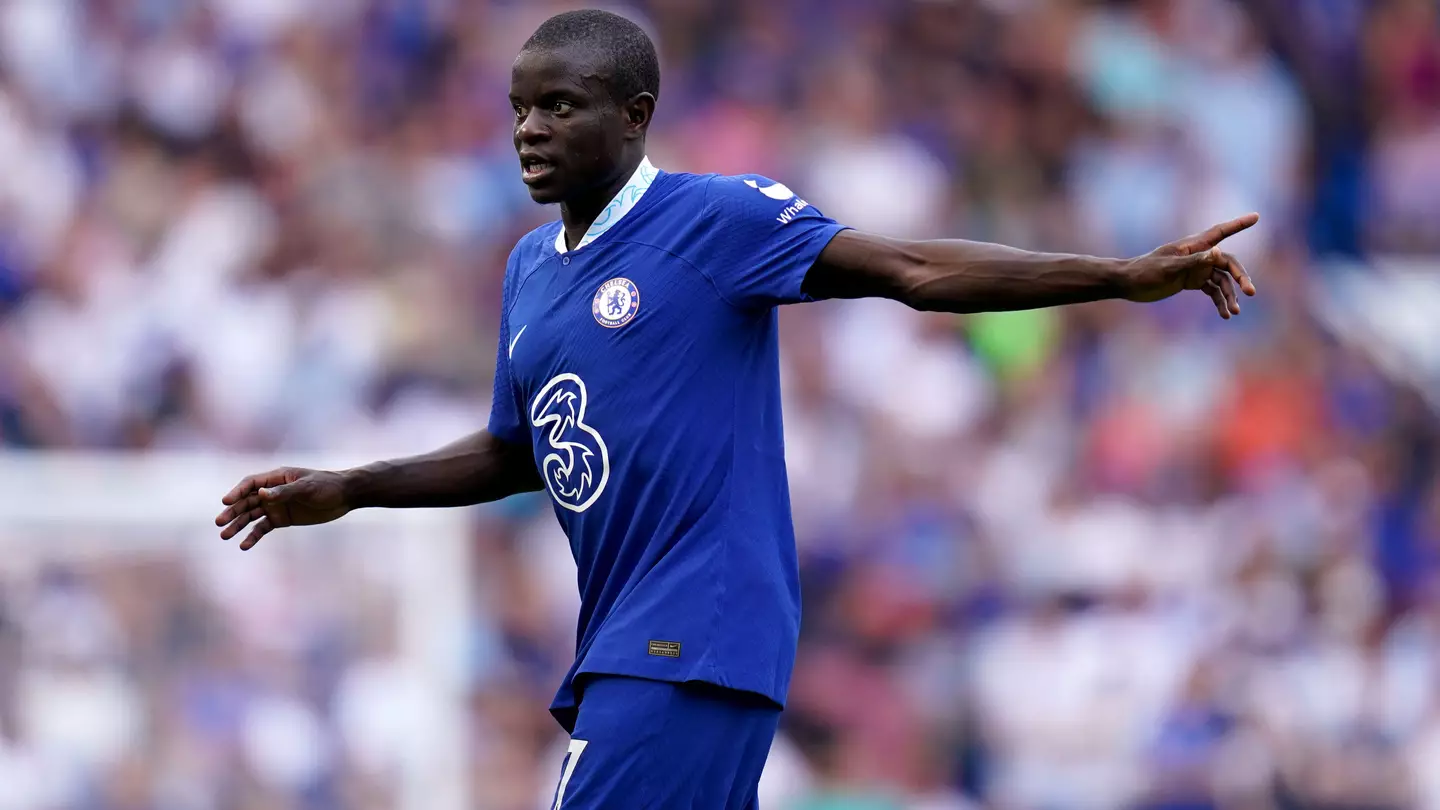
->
[[1123, 213, 1260, 319], [214, 467, 352, 550]]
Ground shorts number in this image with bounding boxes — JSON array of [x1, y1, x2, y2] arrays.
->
[[551, 738, 589, 809]]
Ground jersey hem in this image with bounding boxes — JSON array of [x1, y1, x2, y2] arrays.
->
[[550, 659, 786, 729]]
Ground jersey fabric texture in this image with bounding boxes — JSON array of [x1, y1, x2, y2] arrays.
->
[[546, 676, 781, 809], [487, 159, 849, 731]]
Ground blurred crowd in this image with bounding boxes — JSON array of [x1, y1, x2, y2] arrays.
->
[[0, 537, 426, 810], [1, 0, 1439, 808]]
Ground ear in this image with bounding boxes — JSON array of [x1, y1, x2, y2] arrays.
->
[[622, 92, 656, 140]]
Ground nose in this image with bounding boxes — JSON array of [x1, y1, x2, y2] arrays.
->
[[516, 108, 548, 146]]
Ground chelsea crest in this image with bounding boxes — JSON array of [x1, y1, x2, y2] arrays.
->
[[593, 278, 640, 328]]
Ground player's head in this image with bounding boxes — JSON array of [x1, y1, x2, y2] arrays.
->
[[511, 9, 660, 204]]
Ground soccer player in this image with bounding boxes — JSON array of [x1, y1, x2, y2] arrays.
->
[[214, 9, 1258, 808]]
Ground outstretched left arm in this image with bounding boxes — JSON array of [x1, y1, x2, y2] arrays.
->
[[802, 214, 1259, 319]]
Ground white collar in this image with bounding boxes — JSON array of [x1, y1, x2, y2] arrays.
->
[[554, 157, 659, 254]]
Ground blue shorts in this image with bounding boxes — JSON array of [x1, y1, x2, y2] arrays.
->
[[545, 676, 782, 809]]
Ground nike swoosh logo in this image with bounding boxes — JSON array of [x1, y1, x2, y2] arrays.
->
[[508, 325, 527, 359], [744, 179, 796, 201]]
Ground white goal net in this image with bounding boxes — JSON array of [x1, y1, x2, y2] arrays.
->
[[0, 452, 474, 810]]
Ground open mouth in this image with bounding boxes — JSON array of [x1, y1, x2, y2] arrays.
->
[[521, 157, 554, 183]]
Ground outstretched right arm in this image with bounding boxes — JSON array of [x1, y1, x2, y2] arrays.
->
[[214, 430, 541, 550], [341, 430, 541, 509], [220, 245, 545, 550]]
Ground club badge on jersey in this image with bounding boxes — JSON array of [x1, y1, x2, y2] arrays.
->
[[592, 278, 640, 328]]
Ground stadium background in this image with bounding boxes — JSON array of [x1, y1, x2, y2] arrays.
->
[[0, 0, 1438, 808]]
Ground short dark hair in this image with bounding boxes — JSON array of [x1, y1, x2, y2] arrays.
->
[[522, 9, 660, 104]]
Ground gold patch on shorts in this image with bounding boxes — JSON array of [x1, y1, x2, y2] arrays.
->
[[647, 640, 681, 658]]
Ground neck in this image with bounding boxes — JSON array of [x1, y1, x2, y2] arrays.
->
[[560, 150, 644, 250]]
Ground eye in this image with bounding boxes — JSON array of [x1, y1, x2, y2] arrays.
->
[[512, 104, 526, 121], [549, 100, 574, 115]]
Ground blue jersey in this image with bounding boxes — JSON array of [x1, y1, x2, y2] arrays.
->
[[487, 159, 848, 730]]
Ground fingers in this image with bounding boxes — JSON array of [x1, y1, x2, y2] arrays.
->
[[1188, 249, 1251, 319], [215, 486, 290, 526], [1222, 251, 1257, 297], [216, 469, 299, 551], [1203, 279, 1230, 319], [218, 504, 264, 536], [1216, 271, 1239, 315], [259, 484, 293, 502], [215, 493, 259, 526], [220, 475, 259, 507], [1201, 267, 1241, 319], [1191, 212, 1260, 249], [221, 469, 290, 506], [239, 518, 274, 551]]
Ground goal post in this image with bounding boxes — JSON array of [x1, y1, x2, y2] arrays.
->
[[0, 451, 474, 810]]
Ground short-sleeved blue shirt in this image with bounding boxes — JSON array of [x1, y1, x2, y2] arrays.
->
[[487, 160, 849, 730]]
